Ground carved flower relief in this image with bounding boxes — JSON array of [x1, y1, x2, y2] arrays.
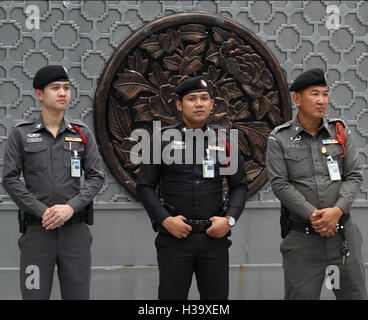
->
[[107, 24, 284, 184]]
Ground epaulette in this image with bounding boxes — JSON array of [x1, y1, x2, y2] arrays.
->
[[271, 120, 293, 134], [15, 119, 36, 127], [328, 118, 347, 128], [70, 119, 88, 127], [161, 123, 180, 131], [208, 124, 225, 131]]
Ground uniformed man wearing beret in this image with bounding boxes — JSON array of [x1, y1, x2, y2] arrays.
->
[[266, 68, 366, 299], [136, 76, 248, 300], [2, 65, 105, 299]]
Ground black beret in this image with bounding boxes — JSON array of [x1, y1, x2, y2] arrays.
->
[[33, 65, 69, 89], [290, 68, 327, 92], [175, 76, 213, 99]]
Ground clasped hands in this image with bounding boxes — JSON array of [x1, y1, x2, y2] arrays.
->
[[41, 204, 75, 230], [308, 206, 343, 237], [161, 215, 231, 239]]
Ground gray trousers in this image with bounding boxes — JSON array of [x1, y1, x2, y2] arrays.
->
[[281, 219, 367, 300], [18, 222, 92, 300]]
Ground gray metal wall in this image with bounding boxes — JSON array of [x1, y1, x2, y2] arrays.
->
[[0, 0, 367, 299]]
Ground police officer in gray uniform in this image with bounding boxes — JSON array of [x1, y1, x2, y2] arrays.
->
[[266, 68, 366, 300], [2, 65, 105, 300]]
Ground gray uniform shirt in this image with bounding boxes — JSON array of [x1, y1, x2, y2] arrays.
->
[[2, 115, 105, 218], [266, 116, 363, 223]]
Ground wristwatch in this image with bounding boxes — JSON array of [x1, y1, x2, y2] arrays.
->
[[225, 216, 236, 227]]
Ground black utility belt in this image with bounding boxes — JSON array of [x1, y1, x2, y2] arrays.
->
[[158, 219, 212, 234], [25, 212, 83, 226], [290, 213, 351, 235], [184, 219, 212, 233]]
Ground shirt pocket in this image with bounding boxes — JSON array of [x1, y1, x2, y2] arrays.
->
[[284, 149, 311, 178], [63, 141, 85, 168], [325, 144, 343, 157], [23, 143, 48, 172]]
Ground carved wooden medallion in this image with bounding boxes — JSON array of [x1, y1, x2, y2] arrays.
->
[[94, 12, 291, 199]]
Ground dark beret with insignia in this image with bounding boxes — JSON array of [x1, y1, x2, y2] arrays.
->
[[290, 68, 327, 92], [175, 76, 213, 99], [33, 65, 70, 89]]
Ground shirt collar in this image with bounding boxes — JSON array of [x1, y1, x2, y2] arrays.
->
[[291, 116, 332, 138], [321, 117, 333, 136], [290, 117, 304, 139], [64, 116, 77, 133], [31, 115, 76, 134], [178, 121, 210, 133], [31, 115, 45, 132]]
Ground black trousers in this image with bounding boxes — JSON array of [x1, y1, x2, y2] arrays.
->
[[155, 232, 231, 300]]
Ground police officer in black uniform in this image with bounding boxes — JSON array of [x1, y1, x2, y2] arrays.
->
[[136, 76, 247, 300], [2, 65, 105, 299]]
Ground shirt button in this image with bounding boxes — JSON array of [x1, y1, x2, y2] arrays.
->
[[195, 201, 199, 206], [196, 180, 200, 184]]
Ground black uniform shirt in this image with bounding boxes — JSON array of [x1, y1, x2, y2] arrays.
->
[[136, 122, 248, 229]]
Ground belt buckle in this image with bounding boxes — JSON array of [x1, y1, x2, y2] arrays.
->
[[191, 220, 200, 232]]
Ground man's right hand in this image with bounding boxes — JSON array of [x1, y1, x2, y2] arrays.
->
[[309, 209, 335, 237], [161, 215, 192, 239]]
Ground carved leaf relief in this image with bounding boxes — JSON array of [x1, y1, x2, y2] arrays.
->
[[96, 14, 291, 198]]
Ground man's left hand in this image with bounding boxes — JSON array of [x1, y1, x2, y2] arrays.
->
[[42, 204, 75, 230], [206, 216, 231, 238]]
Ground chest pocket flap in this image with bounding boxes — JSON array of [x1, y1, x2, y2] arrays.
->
[[284, 149, 311, 178], [63, 140, 85, 168], [24, 143, 48, 171], [325, 144, 343, 157], [63, 141, 85, 153]]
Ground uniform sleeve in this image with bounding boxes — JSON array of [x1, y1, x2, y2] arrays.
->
[[2, 127, 48, 217], [136, 135, 171, 226], [266, 134, 316, 221], [66, 127, 105, 212], [225, 148, 247, 221], [334, 129, 363, 213]]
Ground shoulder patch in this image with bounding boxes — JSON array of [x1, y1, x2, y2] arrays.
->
[[272, 120, 293, 134], [268, 135, 278, 143], [15, 119, 36, 127]]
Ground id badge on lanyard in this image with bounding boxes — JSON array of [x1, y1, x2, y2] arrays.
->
[[326, 156, 341, 181], [203, 149, 215, 178], [71, 150, 81, 178]]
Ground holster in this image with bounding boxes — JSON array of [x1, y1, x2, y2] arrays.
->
[[280, 205, 291, 239], [18, 209, 27, 233], [155, 201, 176, 233], [81, 202, 94, 225], [219, 198, 229, 217]]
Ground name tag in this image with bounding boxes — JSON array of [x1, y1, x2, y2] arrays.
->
[[171, 141, 186, 150], [27, 137, 42, 143], [208, 145, 225, 152], [287, 143, 304, 148]]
